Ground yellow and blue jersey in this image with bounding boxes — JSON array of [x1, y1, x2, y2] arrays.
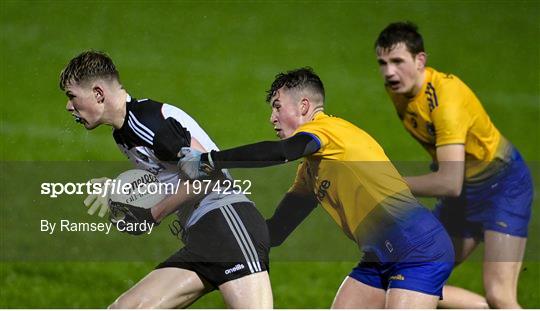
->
[[388, 67, 512, 182], [391, 67, 533, 239], [289, 112, 441, 261]]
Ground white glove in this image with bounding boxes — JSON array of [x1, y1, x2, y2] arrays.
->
[[83, 177, 111, 217]]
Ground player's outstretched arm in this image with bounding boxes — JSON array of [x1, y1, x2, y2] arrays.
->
[[209, 132, 320, 168], [179, 133, 320, 179], [266, 191, 318, 247], [405, 144, 465, 197]]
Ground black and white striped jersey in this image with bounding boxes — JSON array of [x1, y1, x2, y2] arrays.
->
[[113, 95, 251, 228]]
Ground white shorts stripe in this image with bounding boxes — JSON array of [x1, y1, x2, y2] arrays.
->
[[223, 205, 260, 271], [225, 205, 261, 271], [222, 206, 259, 272], [219, 207, 254, 273]]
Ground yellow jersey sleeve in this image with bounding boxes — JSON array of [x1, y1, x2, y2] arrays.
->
[[293, 113, 340, 159], [431, 78, 471, 147]]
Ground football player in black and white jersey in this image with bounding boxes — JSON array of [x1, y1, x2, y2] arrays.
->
[[59, 51, 272, 308]]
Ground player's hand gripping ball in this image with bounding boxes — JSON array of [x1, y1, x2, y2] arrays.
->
[[108, 169, 166, 235]]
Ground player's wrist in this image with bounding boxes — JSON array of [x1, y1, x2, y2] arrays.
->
[[149, 206, 162, 224], [203, 150, 220, 169], [207, 150, 215, 168], [201, 152, 210, 166], [201, 151, 218, 171]]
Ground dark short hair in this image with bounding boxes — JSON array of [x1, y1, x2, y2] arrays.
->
[[59, 50, 119, 90], [266, 67, 325, 103], [375, 21, 424, 55]]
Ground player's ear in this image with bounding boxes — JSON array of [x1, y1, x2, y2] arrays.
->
[[93, 85, 105, 104], [415, 52, 427, 70], [300, 98, 310, 116]]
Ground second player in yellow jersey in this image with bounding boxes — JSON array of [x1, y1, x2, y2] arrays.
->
[[177, 67, 454, 308], [387, 66, 511, 181], [290, 112, 418, 244], [375, 21, 533, 308]]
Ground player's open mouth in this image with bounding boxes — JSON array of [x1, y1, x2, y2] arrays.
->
[[386, 80, 401, 91], [387, 80, 400, 87], [274, 128, 282, 137], [72, 114, 85, 124]]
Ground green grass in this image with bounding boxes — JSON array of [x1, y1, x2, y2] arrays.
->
[[1, 0, 539, 308]]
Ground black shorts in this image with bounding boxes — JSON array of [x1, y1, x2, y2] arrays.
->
[[156, 202, 270, 287]]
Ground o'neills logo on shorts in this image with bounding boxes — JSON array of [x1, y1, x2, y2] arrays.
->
[[225, 264, 245, 275]]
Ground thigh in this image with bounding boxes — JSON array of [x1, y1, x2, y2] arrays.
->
[[331, 276, 385, 309], [452, 236, 480, 265], [484, 230, 526, 262], [386, 288, 439, 309], [438, 285, 488, 309], [483, 230, 526, 296], [218, 271, 273, 308], [110, 267, 212, 309]]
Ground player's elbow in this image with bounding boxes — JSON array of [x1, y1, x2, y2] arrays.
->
[[270, 232, 285, 247], [436, 169, 463, 197], [446, 186, 462, 197], [268, 230, 286, 247], [266, 219, 286, 247], [270, 238, 284, 248], [443, 180, 463, 197]]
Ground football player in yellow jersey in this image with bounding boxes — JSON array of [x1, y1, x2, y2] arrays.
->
[[374, 22, 533, 308], [169, 68, 455, 308]]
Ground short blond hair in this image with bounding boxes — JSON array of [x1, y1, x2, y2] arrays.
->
[[59, 50, 119, 90]]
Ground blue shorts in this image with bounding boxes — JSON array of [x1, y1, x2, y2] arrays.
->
[[434, 148, 533, 238], [350, 225, 454, 298]]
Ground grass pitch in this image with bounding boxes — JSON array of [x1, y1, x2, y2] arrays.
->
[[1, 0, 539, 308]]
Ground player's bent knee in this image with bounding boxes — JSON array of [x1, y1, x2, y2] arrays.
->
[[108, 293, 160, 309], [485, 291, 520, 309]]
